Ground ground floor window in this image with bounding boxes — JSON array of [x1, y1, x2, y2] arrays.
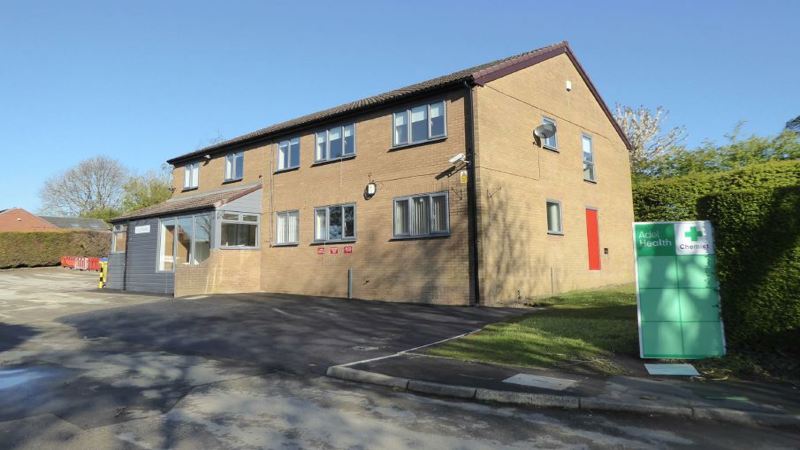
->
[[546, 200, 563, 235], [220, 212, 259, 248], [393, 192, 449, 238], [158, 213, 213, 271], [275, 210, 299, 245], [112, 224, 127, 253], [314, 204, 355, 242]]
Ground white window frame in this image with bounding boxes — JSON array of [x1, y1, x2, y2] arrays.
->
[[111, 224, 127, 253], [219, 212, 260, 249], [277, 138, 300, 171], [275, 210, 299, 245], [392, 192, 450, 239], [225, 152, 244, 181], [392, 100, 447, 147], [542, 117, 558, 150], [582, 133, 596, 182], [314, 124, 356, 163], [546, 200, 564, 235], [183, 162, 199, 189], [313, 203, 356, 242]]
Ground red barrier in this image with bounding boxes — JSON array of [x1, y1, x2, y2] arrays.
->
[[61, 256, 101, 271]]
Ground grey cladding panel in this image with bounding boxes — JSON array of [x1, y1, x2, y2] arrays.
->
[[116, 218, 174, 294]]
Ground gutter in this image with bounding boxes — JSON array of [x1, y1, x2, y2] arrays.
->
[[463, 80, 480, 306]]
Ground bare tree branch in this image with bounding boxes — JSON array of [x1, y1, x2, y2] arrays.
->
[[614, 104, 687, 175], [39, 156, 128, 217]]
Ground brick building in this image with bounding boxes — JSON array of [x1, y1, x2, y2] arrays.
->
[[0, 208, 60, 232], [108, 41, 635, 305]]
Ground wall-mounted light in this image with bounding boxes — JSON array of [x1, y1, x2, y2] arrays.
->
[[364, 181, 377, 200]]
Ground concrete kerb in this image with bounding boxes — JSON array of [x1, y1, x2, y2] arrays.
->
[[326, 365, 800, 428]]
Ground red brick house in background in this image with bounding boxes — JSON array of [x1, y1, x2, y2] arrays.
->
[[0, 208, 59, 232]]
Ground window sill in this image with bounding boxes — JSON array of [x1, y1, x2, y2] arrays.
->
[[390, 136, 447, 152], [311, 154, 356, 167], [222, 178, 243, 185], [390, 233, 450, 241], [547, 231, 564, 236], [181, 187, 198, 192], [274, 167, 300, 174], [219, 246, 260, 250], [310, 239, 356, 245], [543, 145, 559, 152], [272, 243, 298, 247], [583, 178, 597, 184]]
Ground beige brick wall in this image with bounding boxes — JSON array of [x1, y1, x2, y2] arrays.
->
[[474, 53, 635, 305], [174, 248, 261, 297], [260, 91, 472, 305], [171, 146, 268, 197]]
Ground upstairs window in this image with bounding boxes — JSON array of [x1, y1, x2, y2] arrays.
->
[[314, 204, 355, 242], [546, 200, 563, 235], [582, 134, 596, 182], [277, 138, 300, 171], [183, 162, 199, 189], [542, 117, 558, 150], [112, 225, 127, 253], [393, 192, 449, 238], [393, 100, 446, 147], [225, 152, 244, 181], [315, 124, 355, 162], [275, 210, 299, 245]]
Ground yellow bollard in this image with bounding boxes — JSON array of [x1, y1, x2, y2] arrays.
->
[[98, 261, 108, 288]]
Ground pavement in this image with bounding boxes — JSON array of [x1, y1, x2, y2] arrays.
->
[[328, 345, 800, 427], [2, 267, 800, 449]]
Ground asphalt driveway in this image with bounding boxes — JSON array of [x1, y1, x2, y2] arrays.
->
[[59, 290, 520, 375], [3, 268, 800, 449]]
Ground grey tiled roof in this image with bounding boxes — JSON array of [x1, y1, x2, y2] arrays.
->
[[167, 40, 636, 165], [110, 183, 262, 222], [40, 216, 110, 230]]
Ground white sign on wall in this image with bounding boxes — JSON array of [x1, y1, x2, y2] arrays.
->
[[134, 225, 151, 234]]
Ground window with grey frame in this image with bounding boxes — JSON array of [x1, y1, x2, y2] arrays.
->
[[315, 124, 355, 162], [275, 210, 299, 245], [393, 100, 446, 147], [158, 213, 212, 271], [582, 134, 596, 182], [546, 200, 563, 235], [393, 192, 449, 238], [111, 224, 127, 253], [542, 117, 558, 150], [277, 138, 300, 171], [220, 212, 259, 248], [314, 204, 355, 242], [183, 162, 199, 189], [225, 152, 244, 181]]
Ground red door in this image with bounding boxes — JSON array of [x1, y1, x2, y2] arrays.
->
[[585, 209, 601, 270]]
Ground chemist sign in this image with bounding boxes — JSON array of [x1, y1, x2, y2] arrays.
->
[[633, 221, 726, 359]]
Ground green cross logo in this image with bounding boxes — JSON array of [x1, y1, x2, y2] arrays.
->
[[685, 226, 703, 241]]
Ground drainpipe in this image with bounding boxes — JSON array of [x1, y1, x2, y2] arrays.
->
[[122, 220, 130, 291], [464, 80, 480, 306]]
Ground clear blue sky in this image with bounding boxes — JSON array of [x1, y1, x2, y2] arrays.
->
[[2, 1, 798, 212]]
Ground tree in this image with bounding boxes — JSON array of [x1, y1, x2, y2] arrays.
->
[[787, 115, 800, 133], [121, 165, 173, 212], [613, 104, 686, 176], [644, 124, 800, 178], [39, 156, 128, 218]]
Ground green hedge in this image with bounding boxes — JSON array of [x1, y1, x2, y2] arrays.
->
[[698, 187, 800, 351], [0, 231, 110, 269], [634, 160, 800, 222]]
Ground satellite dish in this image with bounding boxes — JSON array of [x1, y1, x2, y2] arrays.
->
[[533, 122, 557, 139]]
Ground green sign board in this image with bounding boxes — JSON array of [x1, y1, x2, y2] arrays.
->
[[633, 221, 726, 359]]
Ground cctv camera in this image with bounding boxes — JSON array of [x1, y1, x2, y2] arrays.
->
[[449, 153, 466, 164]]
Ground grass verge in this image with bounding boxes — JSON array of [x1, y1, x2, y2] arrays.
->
[[427, 285, 639, 376]]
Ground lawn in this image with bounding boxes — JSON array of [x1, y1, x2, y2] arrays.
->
[[427, 285, 640, 376]]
